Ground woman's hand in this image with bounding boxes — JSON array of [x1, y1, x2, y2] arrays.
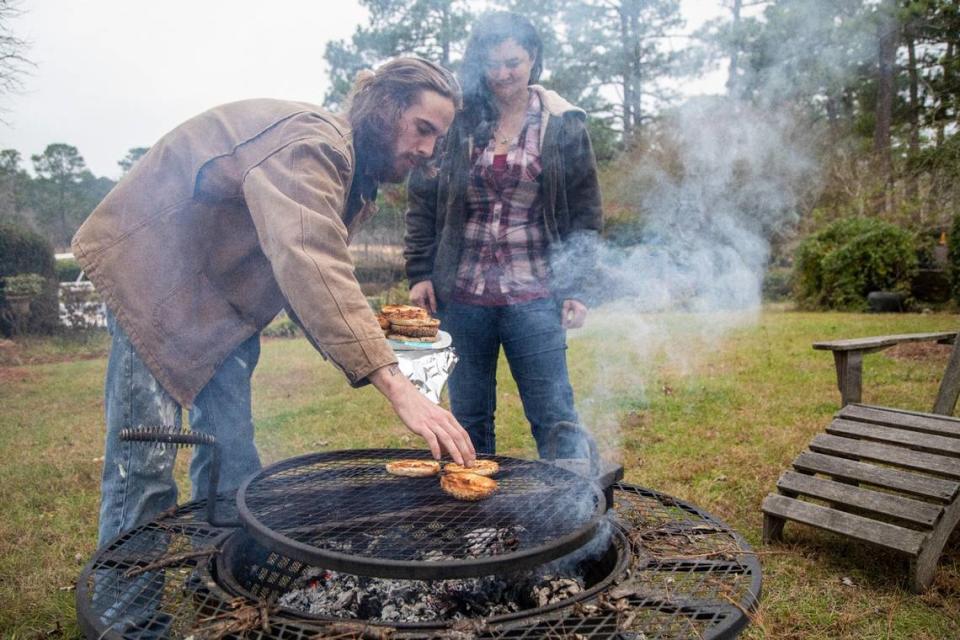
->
[[410, 280, 437, 314], [561, 299, 588, 329], [369, 364, 476, 465]]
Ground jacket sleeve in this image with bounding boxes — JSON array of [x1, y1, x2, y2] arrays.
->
[[562, 115, 604, 237], [241, 137, 396, 386], [553, 116, 604, 304], [403, 166, 441, 287]]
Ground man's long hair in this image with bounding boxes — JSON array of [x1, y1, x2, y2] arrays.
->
[[460, 12, 543, 147], [346, 57, 461, 181]]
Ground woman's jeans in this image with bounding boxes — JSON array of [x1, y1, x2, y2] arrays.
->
[[439, 297, 581, 457], [98, 312, 262, 548]]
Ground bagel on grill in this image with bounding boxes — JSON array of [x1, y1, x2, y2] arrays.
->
[[440, 471, 498, 501], [385, 459, 441, 477], [444, 460, 499, 477]]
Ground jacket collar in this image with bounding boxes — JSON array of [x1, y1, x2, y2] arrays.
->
[[526, 85, 585, 149], [528, 85, 585, 118]]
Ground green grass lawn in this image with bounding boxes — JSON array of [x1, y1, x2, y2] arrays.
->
[[1, 308, 959, 638]]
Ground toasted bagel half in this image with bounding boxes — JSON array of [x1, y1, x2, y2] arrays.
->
[[388, 333, 439, 343], [440, 471, 498, 501], [389, 324, 440, 338], [444, 459, 500, 477], [381, 304, 428, 321], [385, 459, 441, 477], [390, 316, 441, 328]]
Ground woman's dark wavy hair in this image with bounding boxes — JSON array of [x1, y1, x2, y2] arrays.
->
[[460, 11, 543, 146], [346, 57, 461, 180]]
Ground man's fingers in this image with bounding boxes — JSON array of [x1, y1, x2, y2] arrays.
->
[[417, 426, 442, 460], [440, 420, 474, 464], [427, 288, 437, 314], [436, 429, 465, 465], [434, 414, 473, 464]]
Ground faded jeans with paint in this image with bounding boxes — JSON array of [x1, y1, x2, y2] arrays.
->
[[97, 311, 263, 548]]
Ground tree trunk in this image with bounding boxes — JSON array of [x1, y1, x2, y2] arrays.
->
[[874, 1, 898, 210], [939, 39, 955, 147], [726, 0, 743, 98], [628, 1, 642, 141], [619, 2, 634, 140], [440, 3, 450, 66], [58, 180, 68, 249], [906, 24, 920, 203]]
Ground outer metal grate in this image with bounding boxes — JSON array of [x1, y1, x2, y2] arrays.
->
[[237, 450, 605, 579], [77, 483, 761, 639]]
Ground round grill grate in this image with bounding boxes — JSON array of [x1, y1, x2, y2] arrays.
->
[[236, 449, 606, 579]]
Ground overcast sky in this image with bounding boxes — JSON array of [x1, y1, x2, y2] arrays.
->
[[1, 0, 727, 179]]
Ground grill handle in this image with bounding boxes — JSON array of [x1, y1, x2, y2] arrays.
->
[[118, 426, 239, 527], [542, 421, 600, 477]]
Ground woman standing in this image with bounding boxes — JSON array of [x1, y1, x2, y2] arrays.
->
[[404, 12, 603, 457]]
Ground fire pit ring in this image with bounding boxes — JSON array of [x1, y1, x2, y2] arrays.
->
[[77, 482, 761, 639]]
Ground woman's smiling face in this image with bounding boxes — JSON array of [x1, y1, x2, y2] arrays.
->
[[483, 38, 535, 103]]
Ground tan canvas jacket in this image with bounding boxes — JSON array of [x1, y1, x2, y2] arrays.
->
[[72, 99, 396, 407]]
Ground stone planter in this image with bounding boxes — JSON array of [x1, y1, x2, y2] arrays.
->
[[867, 290, 906, 312], [5, 294, 32, 316], [3, 294, 34, 334]]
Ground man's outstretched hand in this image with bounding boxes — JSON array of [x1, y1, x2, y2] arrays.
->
[[369, 363, 476, 466]]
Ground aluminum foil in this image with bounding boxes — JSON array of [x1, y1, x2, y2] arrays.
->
[[395, 347, 458, 404]]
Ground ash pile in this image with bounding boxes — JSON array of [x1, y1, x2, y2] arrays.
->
[[280, 524, 590, 622], [279, 566, 583, 623]]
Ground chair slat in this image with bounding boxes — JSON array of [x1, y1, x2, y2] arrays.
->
[[827, 419, 960, 457], [792, 451, 959, 502], [777, 471, 942, 527], [839, 405, 960, 439], [810, 434, 960, 479], [762, 494, 926, 555]]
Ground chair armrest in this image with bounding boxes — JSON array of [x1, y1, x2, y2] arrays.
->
[[813, 332, 956, 354], [814, 332, 957, 407]]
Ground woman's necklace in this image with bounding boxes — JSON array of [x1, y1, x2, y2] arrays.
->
[[494, 92, 529, 148]]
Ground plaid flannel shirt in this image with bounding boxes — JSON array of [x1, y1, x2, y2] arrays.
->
[[453, 91, 552, 306]]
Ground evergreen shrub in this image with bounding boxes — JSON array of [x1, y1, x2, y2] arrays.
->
[[949, 213, 960, 306], [794, 217, 917, 310], [0, 223, 59, 336], [762, 267, 793, 302]]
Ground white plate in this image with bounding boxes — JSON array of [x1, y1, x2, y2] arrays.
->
[[389, 330, 452, 351]]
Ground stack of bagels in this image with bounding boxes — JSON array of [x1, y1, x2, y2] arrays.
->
[[378, 304, 441, 343]]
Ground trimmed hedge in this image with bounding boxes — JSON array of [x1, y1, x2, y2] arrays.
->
[[794, 217, 918, 311], [55, 257, 83, 283], [0, 223, 59, 336]]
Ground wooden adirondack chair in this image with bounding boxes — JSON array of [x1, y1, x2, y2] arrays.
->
[[762, 331, 960, 592]]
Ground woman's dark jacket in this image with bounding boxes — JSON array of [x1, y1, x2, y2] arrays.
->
[[404, 85, 603, 304]]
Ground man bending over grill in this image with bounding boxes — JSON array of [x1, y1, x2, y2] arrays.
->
[[72, 57, 476, 549]]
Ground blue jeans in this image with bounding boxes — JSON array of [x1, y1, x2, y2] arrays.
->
[[98, 312, 262, 548], [439, 297, 581, 457]]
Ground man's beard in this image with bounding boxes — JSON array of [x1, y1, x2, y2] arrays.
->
[[354, 126, 404, 183], [354, 124, 431, 183]]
